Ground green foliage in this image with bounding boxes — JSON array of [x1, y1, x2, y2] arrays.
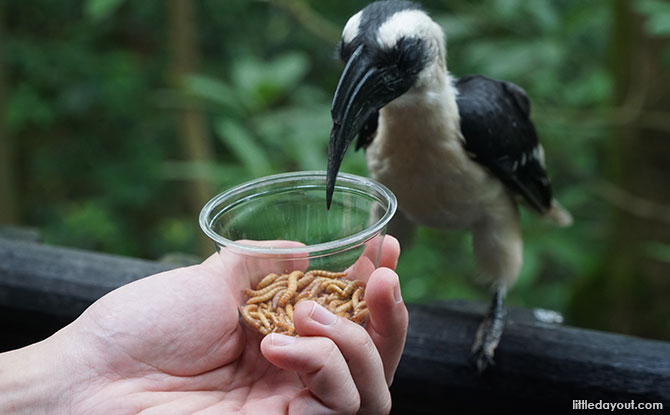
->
[[180, 50, 365, 190], [85, 0, 126, 21], [5, 0, 669, 340], [642, 242, 670, 264], [636, 0, 670, 35]]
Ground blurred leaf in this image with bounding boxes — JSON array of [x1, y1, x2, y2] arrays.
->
[[6, 83, 55, 131], [642, 242, 670, 263], [464, 39, 562, 80], [434, 15, 477, 41], [636, 0, 670, 36], [231, 52, 310, 110], [525, 1, 559, 32], [183, 74, 244, 114], [492, 0, 524, 21], [85, 0, 126, 21], [45, 200, 129, 253], [266, 52, 310, 91], [158, 219, 194, 249], [255, 103, 331, 170], [215, 118, 274, 177], [161, 160, 245, 185], [561, 68, 613, 107]]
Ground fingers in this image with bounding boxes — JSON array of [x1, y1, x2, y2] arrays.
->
[[359, 234, 400, 271], [346, 234, 401, 283], [261, 333, 361, 415], [202, 235, 400, 294], [294, 301, 393, 415], [240, 243, 310, 290], [201, 240, 309, 295], [378, 235, 400, 270], [259, 236, 404, 414], [364, 267, 408, 385]]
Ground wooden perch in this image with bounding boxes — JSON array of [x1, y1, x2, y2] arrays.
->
[[391, 301, 670, 412], [0, 237, 668, 411], [0, 237, 173, 319]]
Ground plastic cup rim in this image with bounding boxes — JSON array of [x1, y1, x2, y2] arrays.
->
[[198, 170, 398, 257]]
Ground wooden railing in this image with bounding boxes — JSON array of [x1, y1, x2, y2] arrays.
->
[[1, 236, 668, 412]]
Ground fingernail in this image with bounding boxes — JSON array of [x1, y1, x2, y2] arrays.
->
[[270, 333, 296, 346], [308, 302, 337, 326], [393, 280, 403, 304]]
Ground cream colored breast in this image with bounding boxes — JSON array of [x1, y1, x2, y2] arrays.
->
[[365, 83, 507, 229]]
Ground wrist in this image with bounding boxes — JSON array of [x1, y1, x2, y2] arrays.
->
[[0, 327, 83, 414]]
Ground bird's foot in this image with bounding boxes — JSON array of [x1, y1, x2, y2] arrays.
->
[[470, 287, 506, 373], [470, 313, 504, 372]]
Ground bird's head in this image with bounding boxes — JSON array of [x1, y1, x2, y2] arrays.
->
[[326, 0, 446, 207]]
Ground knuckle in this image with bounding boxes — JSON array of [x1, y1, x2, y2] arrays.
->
[[350, 320, 371, 340], [343, 389, 361, 414], [379, 390, 393, 414], [373, 305, 408, 340], [349, 324, 378, 357], [320, 338, 341, 365]]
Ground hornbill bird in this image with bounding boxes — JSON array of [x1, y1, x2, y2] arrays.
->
[[326, 0, 573, 372]]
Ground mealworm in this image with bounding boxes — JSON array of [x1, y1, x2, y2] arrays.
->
[[352, 308, 369, 324], [328, 299, 346, 310], [352, 287, 364, 308], [296, 273, 315, 289], [341, 280, 363, 298], [256, 273, 280, 290], [275, 274, 289, 283], [308, 278, 328, 298], [267, 309, 279, 325], [335, 300, 353, 313], [324, 279, 350, 289], [257, 308, 271, 328], [276, 315, 295, 335], [353, 305, 367, 315], [297, 278, 321, 300], [278, 271, 301, 307], [244, 279, 288, 297], [241, 304, 261, 329], [246, 285, 284, 304], [271, 288, 286, 310], [307, 270, 348, 279], [241, 269, 367, 336], [316, 296, 328, 306], [295, 291, 311, 302], [325, 284, 346, 296]]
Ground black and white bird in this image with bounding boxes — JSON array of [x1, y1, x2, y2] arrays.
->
[[326, 0, 573, 372]]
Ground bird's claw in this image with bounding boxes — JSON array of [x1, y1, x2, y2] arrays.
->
[[470, 317, 502, 373], [470, 288, 506, 373]]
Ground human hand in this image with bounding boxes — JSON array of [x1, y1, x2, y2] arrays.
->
[[1, 235, 406, 415]]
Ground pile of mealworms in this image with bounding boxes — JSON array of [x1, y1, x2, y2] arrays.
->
[[240, 270, 368, 336]]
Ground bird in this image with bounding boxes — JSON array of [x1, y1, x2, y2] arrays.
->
[[325, 0, 573, 372]]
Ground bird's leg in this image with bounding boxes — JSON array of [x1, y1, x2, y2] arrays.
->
[[470, 286, 506, 373]]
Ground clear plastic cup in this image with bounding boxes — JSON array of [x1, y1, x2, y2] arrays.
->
[[199, 171, 397, 332]]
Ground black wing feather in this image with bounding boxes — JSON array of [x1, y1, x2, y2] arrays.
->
[[455, 75, 552, 213]]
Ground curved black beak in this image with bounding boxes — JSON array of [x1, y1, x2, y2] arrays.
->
[[326, 44, 410, 208]]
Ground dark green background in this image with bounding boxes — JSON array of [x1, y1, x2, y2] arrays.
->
[[2, 0, 670, 340]]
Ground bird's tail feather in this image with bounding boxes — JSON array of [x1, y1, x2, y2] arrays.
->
[[544, 200, 573, 227]]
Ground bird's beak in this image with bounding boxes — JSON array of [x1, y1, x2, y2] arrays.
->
[[326, 44, 409, 208]]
